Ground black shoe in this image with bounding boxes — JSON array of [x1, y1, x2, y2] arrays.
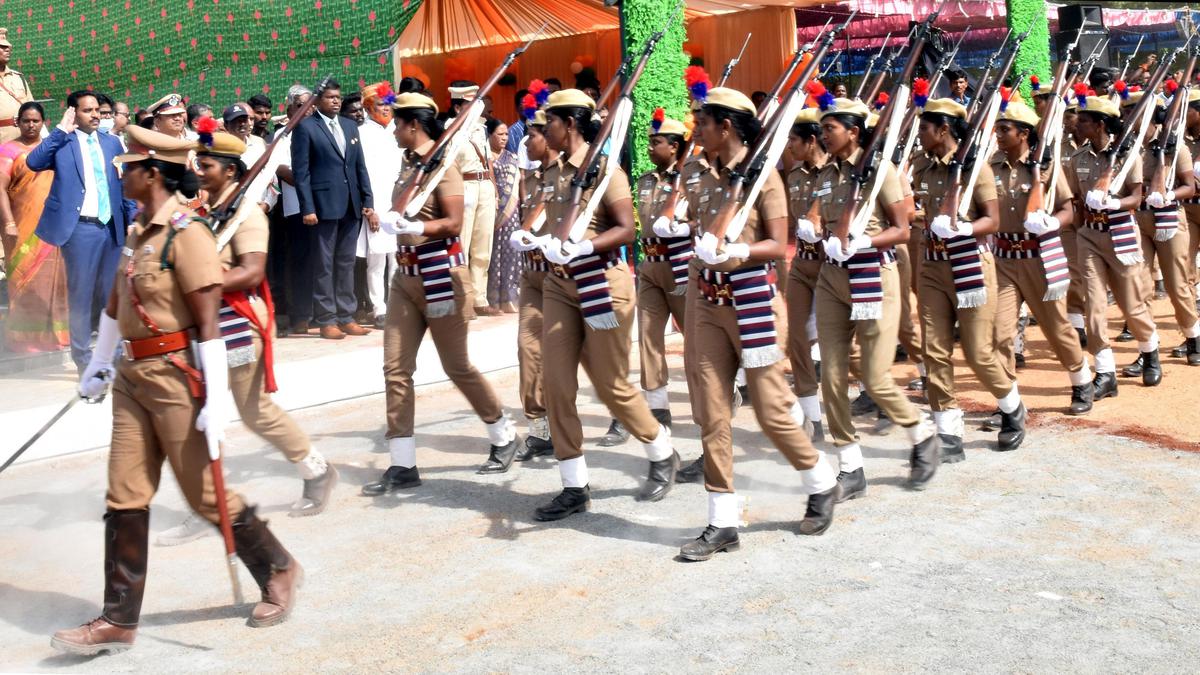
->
[[514, 434, 554, 462], [906, 376, 927, 392], [650, 408, 673, 429], [1015, 353, 1026, 369], [361, 465, 421, 496], [895, 345, 908, 363], [798, 486, 837, 535], [597, 419, 629, 447], [1069, 382, 1094, 415], [981, 408, 1003, 431], [1076, 327, 1088, 348], [938, 433, 965, 465], [1141, 349, 1162, 386], [909, 433, 944, 488], [636, 451, 679, 502], [1170, 341, 1188, 359], [851, 391, 879, 417], [814, 360, 821, 384], [1121, 354, 1144, 378], [679, 525, 740, 562], [1154, 279, 1167, 299], [1115, 324, 1134, 342], [478, 437, 521, 474], [737, 384, 751, 407], [675, 455, 705, 484], [835, 468, 867, 503], [810, 420, 825, 444], [997, 403, 1027, 452], [534, 486, 590, 521], [1187, 337, 1200, 366], [1093, 372, 1119, 400]]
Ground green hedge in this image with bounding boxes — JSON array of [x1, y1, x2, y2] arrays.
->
[[621, 0, 688, 187], [1007, 0, 1052, 101]]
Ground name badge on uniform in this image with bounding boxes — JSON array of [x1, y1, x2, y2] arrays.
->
[[686, 175, 701, 186], [1077, 167, 1090, 177], [662, 185, 673, 194], [1020, 183, 1031, 191], [639, 189, 652, 198], [142, 244, 155, 255], [542, 185, 554, 194], [789, 184, 800, 193], [814, 187, 831, 197], [699, 193, 711, 204], [920, 182, 929, 191]]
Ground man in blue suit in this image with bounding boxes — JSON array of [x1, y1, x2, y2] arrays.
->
[[27, 90, 135, 370], [291, 79, 375, 340]]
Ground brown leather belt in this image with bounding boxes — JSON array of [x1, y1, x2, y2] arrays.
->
[[122, 329, 191, 361], [462, 171, 492, 182], [642, 242, 669, 257]]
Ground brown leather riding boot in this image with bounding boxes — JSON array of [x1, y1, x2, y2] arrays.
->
[[233, 506, 303, 628], [51, 509, 148, 655]]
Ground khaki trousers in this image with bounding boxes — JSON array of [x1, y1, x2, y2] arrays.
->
[[817, 262, 921, 446], [684, 280, 819, 493], [1185, 204, 1200, 288], [1136, 212, 1199, 333], [1060, 226, 1088, 318], [894, 243, 924, 364], [383, 266, 503, 438], [1077, 226, 1157, 354], [994, 257, 1085, 381], [543, 263, 659, 461], [918, 253, 1013, 412], [460, 179, 497, 309], [638, 260, 687, 393], [786, 258, 822, 397], [229, 331, 310, 462], [107, 359, 245, 525], [518, 269, 548, 420]]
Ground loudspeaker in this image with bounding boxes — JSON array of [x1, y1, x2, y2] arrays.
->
[[1055, 4, 1111, 69]]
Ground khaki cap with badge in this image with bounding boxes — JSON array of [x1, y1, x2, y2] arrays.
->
[[115, 125, 197, 165], [546, 89, 596, 112], [391, 92, 438, 113], [0, 27, 12, 48], [196, 131, 247, 158], [148, 93, 186, 116]]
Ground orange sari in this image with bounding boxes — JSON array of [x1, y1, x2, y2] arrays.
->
[[1, 140, 68, 352]]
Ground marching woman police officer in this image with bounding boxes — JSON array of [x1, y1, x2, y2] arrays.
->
[[52, 127, 302, 655], [681, 88, 839, 561], [361, 92, 519, 495]]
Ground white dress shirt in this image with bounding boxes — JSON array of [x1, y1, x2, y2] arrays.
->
[[74, 129, 103, 219]]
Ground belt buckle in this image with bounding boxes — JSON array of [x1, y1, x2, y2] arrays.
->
[[932, 239, 948, 254], [121, 339, 135, 361], [716, 285, 733, 300], [551, 263, 569, 278]]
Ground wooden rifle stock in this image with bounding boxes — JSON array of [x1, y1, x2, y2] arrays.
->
[[854, 34, 892, 101], [1149, 43, 1199, 199]]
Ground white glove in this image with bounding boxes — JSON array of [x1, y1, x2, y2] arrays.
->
[[694, 232, 722, 263], [379, 211, 425, 236], [724, 242, 750, 260], [930, 214, 973, 239], [195, 339, 230, 447], [508, 229, 540, 252], [1146, 190, 1175, 209], [78, 313, 119, 402], [651, 215, 690, 238], [795, 218, 822, 243], [1193, 161, 1200, 181], [673, 197, 690, 220], [1023, 210, 1060, 235], [823, 234, 871, 263], [1085, 189, 1121, 212], [541, 237, 593, 265]]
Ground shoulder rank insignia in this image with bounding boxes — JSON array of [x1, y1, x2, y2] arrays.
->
[[169, 211, 190, 231]]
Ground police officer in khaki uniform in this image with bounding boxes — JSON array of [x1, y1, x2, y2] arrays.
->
[[533, 89, 679, 521], [52, 127, 302, 655], [447, 83, 497, 318], [361, 93, 519, 494], [990, 99, 1094, 413], [680, 88, 839, 561], [1065, 95, 1163, 394], [913, 98, 1027, 459], [1183, 93, 1200, 310], [0, 29, 32, 144], [148, 93, 189, 139]]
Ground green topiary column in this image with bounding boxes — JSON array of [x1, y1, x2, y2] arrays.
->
[[1007, 0, 1052, 100], [620, 0, 689, 186]]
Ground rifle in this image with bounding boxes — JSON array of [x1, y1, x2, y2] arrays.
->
[[552, 0, 684, 245], [892, 25, 971, 168], [1025, 41, 1083, 220], [1118, 34, 1146, 82], [721, 33, 753, 87], [1078, 37, 1110, 88], [854, 33, 892, 101], [759, 18, 831, 122], [863, 41, 906, 106], [392, 24, 545, 218], [1146, 38, 1199, 208], [833, 9, 942, 244], [966, 28, 1012, 119]]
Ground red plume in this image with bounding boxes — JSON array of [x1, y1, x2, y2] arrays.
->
[[1073, 83, 1088, 97], [684, 65, 710, 87], [197, 116, 218, 134], [912, 77, 930, 97], [652, 107, 665, 123], [874, 91, 890, 110], [1166, 78, 1179, 95]]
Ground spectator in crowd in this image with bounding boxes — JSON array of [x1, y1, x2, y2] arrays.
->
[[486, 117, 520, 315], [0, 28, 32, 144], [148, 94, 188, 138], [291, 79, 374, 340], [446, 81, 497, 318], [356, 82, 401, 327], [947, 69, 970, 106], [397, 76, 427, 94], [247, 93, 273, 138], [94, 94, 116, 135], [0, 102, 67, 352], [751, 90, 768, 109], [341, 92, 365, 125], [222, 102, 266, 168], [505, 88, 529, 154], [338, 90, 370, 319], [831, 80, 849, 98], [185, 102, 211, 139], [113, 101, 131, 135], [25, 90, 134, 370], [134, 108, 152, 127], [544, 78, 563, 94]]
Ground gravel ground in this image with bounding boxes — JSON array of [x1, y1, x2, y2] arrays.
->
[[2, 350, 1199, 673]]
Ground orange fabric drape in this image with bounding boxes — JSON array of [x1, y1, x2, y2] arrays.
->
[[685, 7, 798, 97]]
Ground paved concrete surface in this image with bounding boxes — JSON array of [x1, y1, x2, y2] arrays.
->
[[2, 334, 1199, 672]]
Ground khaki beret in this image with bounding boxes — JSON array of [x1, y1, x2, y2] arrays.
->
[[651, 117, 688, 137], [197, 131, 247, 159], [116, 125, 197, 166], [529, 109, 547, 128], [820, 97, 869, 120], [922, 98, 968, 119], [546, 89, 596, 111], [703, 87, 756, 115], [794, 108, 822, 125], [1079, 95, 1120, 119], [392, 92, 438, 114], [998, 100, 1039, 128]]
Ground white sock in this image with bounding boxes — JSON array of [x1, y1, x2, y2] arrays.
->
[[1138, 332, 1160, 353], [904, 419, 935, 444], [708, 491, 740, 528], [798, 394, 823, 423], [917, 362, 927, 377], [800, 452, 837, 493], [1186, 322, 1200, 339], [559, 456, 589, 488], [810, 342, 821, 361], [931, 409, 964, 437], [485, 414, 516, 446], [1068, 313, 1085, 330], [642, 424, 674, 462], [735, 368, 747, 387], [389, 437, 417, 468], [789, 401, 806, 426], [1094, 348, 1116, 374], [1069, 358, 1092, 386], [643, 386, 669, 410], [997, 383, 1021, 414], [528, 416, 550, 441], [297, 447, 328, 480], [837, 443, 863, 472]]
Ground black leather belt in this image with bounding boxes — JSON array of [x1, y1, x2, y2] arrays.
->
[[79, 216, 112, 226]]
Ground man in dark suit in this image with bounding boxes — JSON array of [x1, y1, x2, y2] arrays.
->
[[291, 79, 374, 340], [27, 90, 134, 370]]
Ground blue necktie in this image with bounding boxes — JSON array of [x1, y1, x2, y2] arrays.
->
[[87, 135, 111, 224]]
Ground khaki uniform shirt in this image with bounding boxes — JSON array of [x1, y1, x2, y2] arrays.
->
[[1139, 144, 1193, 204], [118, 196, 223, 340], [542, 143, 632, 241], [453, 119, 490, 175], [911, 149, 998, 225], [815, 147, 906, 238], [688, 145, 788, 273], [1064, 140, 1143, 201], [785, 159, 827, 223], [0, 67, 31, 117], [635, 168, 671, 238], [393, 139, 465, 247], [208, 184, 271, 327], [989, 150, 1074, 233], [521, 167, 555, 237]]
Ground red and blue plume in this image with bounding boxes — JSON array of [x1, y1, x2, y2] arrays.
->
[[874, 91, 889, 110], [1166, 78, 1179, 97], [376, 82, 396, 106], [1030, 74, 1040, 92], [522, 93, 538, 121], [807, 80, 835, 111], [1073, 82, 1089, 108], [999, 86, 1012, 113], [652, 107, 665, 133], [913, 77, 930, 108], [1113, 79, 1129, 100], [196, 116, 218, 148], [528, 79, 550, 106], [685, 65, 711, 103]]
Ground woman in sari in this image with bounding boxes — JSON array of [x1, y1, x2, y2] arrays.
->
[[0, 102, 67, 352], [486, 117, 522, 314]]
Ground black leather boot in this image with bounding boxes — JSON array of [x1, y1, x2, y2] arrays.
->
[[810, 421, 825, 444], [1092, 371, 1119, 400], [233, 506, 302, 628], [478, 436, 521, 474], [997, 403, 1027, 452], [1076, 327, 1088, 348], [679, 525, 740, 561], [1141, 349, 1162, 386], [835, 467, 867, 503], [361, 465, 421, 496], [798, 486, 837, 535], [1170, 341, 1188, 358], [1121, 354, 1144, 377], [1115, 323, 1134, 342], [636, 451, 679, 502], [1069, 382, 1094, 415], [675, 455, 705, 483], [651, 408, 672, 428], [515, 435, 554, 461], [910, 433, 944, 487], [534, 486, 591, 521], [938, 433, 964, 464], [1187, 337, 1200, 366], [851, 391, 879, 417], [598, 419, 629, 447]]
